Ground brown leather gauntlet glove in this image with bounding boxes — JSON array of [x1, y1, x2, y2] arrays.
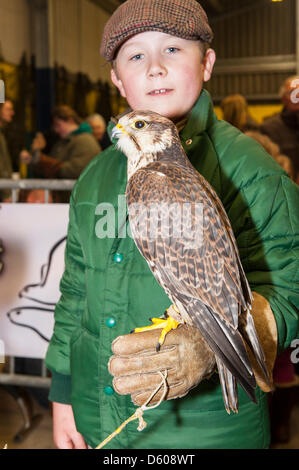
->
[[245, 291, 278, 392], [109, 292, 278, 406], [108, 324, 215, 406]]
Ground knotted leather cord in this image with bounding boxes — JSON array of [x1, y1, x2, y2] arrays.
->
[[95, 370, 168, 449]]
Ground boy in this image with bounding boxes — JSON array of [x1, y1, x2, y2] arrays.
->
[[46, 0, 299, 449]]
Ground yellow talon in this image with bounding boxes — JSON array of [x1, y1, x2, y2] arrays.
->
[[150, 317, 167, 325], [156, 316, 180, 350], [134, 317, 166, 333], [133, 307, 181, 351]]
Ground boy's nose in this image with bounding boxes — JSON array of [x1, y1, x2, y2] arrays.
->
[[147, 61, 167, 78]]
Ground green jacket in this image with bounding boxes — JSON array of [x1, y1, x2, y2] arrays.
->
[[46, 90, 299, 449]]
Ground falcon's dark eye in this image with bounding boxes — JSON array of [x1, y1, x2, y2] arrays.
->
[[133, 120, 146, 129]]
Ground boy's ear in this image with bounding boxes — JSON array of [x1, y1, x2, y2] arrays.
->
[[111, 68, 127, 99], [203, 49, 216, 83]]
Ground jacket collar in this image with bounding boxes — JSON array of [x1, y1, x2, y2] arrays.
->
[[180, 89, 217, 140], [108, 88, 217, 144]]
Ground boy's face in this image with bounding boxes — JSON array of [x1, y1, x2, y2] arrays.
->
[[111, 31, 215, 121]]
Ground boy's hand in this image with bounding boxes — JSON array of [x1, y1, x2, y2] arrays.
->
[[52, 402, 88, 449], [108, 325, 215, 406]]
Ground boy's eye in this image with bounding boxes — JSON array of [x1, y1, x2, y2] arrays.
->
[[130, 53, 144, 61], [132, 120, 147, 129], [166, 47, 179, 54]]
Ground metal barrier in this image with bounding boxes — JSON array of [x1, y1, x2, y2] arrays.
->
[[0, 178, 75, 203], [0, 178, 75, 442]]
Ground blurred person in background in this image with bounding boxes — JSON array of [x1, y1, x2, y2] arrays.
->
[[0, 100, 15, 201], [261, 76, 299, 184], [86, 113, 111, 150], [220, 94, 259, 132], [20, 106, 101, 202]]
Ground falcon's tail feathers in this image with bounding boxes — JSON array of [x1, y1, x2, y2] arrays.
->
[[215, 357, 239, 414], [240, 309, 272, 388], [185, 299, 257, 409], [237, 257, 253, 307]]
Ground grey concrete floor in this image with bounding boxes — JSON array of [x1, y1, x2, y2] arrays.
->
[[0, 387, 298, 449]]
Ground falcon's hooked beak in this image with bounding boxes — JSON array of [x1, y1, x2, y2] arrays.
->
[[111, 123, 127, 140]]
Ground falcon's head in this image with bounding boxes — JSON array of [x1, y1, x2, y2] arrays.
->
[[111, 110, 179, 180]]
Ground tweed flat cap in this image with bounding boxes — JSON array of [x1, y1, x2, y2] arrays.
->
[[100, 0, 214, 62]]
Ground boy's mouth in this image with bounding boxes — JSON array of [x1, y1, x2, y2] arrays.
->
[[148, 88, 173, 96]]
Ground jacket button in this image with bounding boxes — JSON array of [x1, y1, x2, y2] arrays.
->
[[106, 317, 116, 328], [113, 253, 123, 263], [104, 386, 114, 396]]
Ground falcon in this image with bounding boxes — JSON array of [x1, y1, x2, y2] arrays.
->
[[111, 110, 270, 413]]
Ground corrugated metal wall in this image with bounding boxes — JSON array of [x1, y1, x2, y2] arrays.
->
[[0, 0, 111, 83], [49, 0, 111, 82], [206, 0, 296, 102], [0, 0, 31, 64]]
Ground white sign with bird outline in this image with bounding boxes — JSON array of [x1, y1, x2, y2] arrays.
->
[[0, 203, 68, 358]]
